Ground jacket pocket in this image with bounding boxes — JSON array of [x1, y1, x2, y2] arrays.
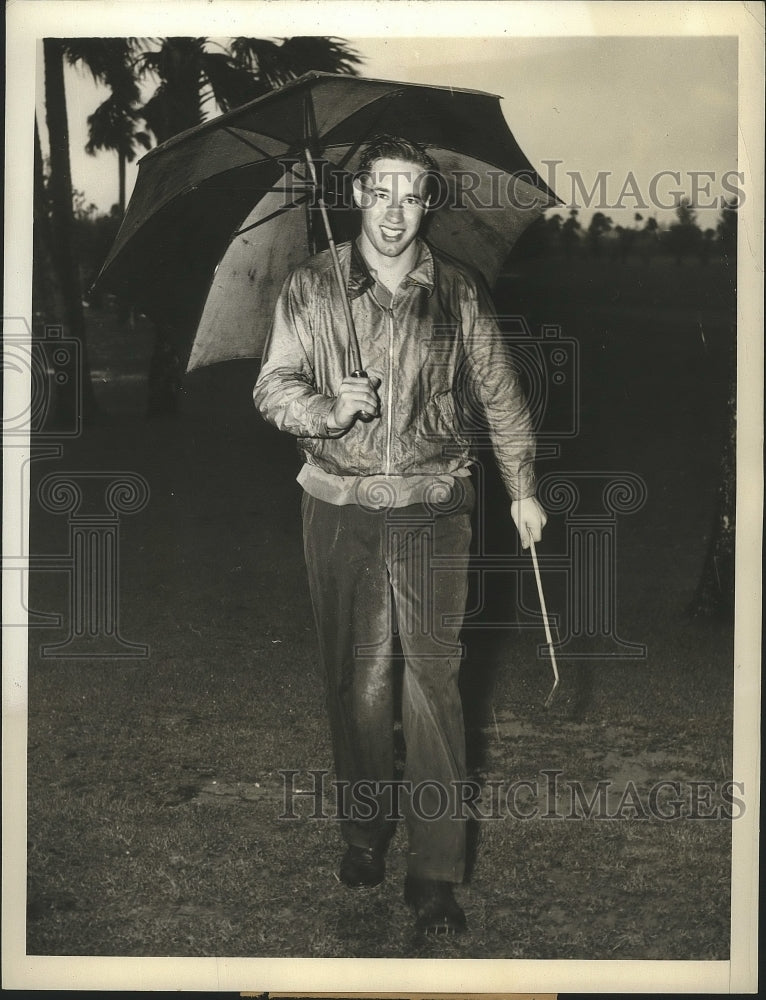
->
[[431, 390, 469, 450]]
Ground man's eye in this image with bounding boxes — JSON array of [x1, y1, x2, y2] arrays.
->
[[403, 197, 422, 207]]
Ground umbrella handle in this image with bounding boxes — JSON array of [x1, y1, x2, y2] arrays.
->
[[351, 370, 374, 422]]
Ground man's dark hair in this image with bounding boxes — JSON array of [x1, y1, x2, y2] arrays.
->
[[357, 134, 439, 177], [355, 134, 442, 203]]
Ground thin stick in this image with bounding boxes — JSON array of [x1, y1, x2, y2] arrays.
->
[[528, 536, 560, 708], [491, 704, 501, 741], [303, 147, 363, 373]]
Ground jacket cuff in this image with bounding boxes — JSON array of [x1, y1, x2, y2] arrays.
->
[[307, 394, 348, 439]]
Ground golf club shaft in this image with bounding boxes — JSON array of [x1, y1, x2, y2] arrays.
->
[[529, 538, 554, 648], [528, 536, 560, 698]]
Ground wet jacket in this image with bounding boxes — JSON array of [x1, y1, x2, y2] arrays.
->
[[253, 239, 536, 501]]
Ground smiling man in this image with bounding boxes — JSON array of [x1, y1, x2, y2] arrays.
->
[[254, 134, 546, 936]]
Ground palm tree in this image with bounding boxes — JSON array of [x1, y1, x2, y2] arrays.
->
[[41, 38, 99, 420], [33, 116, 66, 329], [586, 211, 613, 258], [63, 38, 151, 218], [84, 96, 151, 218], [135, 36, 361, 143], [135, 37, 262, 144]]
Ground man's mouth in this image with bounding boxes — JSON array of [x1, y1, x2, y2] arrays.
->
[[380, 226, 405, 242]]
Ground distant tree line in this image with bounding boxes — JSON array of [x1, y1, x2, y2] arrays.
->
[[516, 196, 738, 266]]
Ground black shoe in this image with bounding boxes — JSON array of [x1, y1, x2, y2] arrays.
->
[[404, 876, 467, 935], [339, 845, 385, 888]]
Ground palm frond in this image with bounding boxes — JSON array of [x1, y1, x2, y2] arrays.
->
[[229, 35, 362, 90], [200, 50, 268, 110]]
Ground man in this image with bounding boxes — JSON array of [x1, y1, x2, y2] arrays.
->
[[254, 135, 546, 936]]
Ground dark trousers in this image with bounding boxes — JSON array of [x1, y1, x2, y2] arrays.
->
[[302, 480, 474, 883]]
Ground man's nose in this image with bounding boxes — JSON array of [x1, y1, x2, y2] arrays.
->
[[385, 203, 404, 221]]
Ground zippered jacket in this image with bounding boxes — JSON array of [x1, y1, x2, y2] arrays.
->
[[253, 239, 537, 501]]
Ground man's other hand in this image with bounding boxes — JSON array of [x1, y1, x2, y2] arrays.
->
[[510, 496, 548, 549], [327, 375, 382, 430]]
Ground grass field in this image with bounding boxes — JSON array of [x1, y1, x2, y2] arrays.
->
[[25, 253, 736, 960]]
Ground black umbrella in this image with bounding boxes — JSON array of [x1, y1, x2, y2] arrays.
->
[[98, 71, 559, 370]]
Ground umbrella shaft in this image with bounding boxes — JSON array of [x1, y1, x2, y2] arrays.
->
[[324, 223, 363, 373], [304, 148, 363, 374]]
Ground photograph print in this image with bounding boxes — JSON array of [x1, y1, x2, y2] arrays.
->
[[4, 1, 761, 993]]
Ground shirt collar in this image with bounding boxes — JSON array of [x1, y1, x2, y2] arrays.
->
[[347, 237, 435, 300]]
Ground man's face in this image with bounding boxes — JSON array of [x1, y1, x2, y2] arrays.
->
[[353, 157, 430, 260]]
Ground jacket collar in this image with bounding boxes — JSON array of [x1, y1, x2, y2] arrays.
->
[[347, 238, 435, 300]]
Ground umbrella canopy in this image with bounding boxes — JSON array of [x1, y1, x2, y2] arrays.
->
[[98, 72, 559, 371]]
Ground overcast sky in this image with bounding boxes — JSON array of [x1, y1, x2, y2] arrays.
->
[[40, 32, 739, 228]]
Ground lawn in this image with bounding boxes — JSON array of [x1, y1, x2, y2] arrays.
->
[[25, 253, 736, 961]]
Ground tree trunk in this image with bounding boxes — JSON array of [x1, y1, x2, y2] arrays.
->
[[118, 150, 126, 218], [42, 37, 99, 422], [688, 336, 736, 619], [33, 116, 63, 327]]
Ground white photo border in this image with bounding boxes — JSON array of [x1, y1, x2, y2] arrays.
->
[[4, 1, 762, 992]]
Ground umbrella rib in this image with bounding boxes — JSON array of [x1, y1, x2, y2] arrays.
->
[[335, 90, 404, 171], [222, 126, 295, 165], [221, 120, 322, 200], [233, 194, 310, 238], [304, 88, 319, 152]]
